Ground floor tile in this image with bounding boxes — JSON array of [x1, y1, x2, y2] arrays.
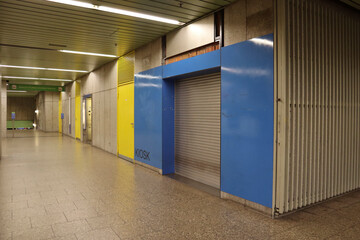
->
[[2, 132, 360, 240], [31, 212, 67, 228], [76, 228, 120, 240], [52, 219, 91, 237], [12, 225, 54, 240]]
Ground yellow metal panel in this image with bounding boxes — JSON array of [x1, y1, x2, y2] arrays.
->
[[75, 82, 81, 140], [117, 83, 134, 159], [59, 92, 62, 133], [118, 51, 135, 85]]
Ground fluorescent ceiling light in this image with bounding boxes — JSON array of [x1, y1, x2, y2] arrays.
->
[[3, 76, 73, 82], [59, 50, 117, 58], [48, 0, 93, 8], [0, 64, 87, 73], [47, 0, 184, 25], [7, 90, 27, 93]]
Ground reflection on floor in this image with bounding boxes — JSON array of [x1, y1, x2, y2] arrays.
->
[[1, 131, 360, 239], [6, 129, 60, 138]]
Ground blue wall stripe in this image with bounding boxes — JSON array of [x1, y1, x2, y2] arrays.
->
[[220, 34, 274, 208], [163, 50, 221, 79], [134, 66, 163, 169]]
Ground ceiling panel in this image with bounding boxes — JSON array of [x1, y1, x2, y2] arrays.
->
[[0, 0, 236, 87], [6, 78, 65, 86], [340, 0, 360, 10], [7, 91, 39, 97]]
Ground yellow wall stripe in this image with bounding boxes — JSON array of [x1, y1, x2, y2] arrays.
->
[[75, 82, 81, 139], [118, 51, 135, 85]]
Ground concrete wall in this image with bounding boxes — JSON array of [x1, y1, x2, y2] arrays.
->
[[1, 81, 6, 137], [61, 83, 75, 138], [224, 0, 273, 46], [63, 60, 117, 155], [8, 97, 35, 121], [81, 60, 117, 155], [0, 78, 2, 157], [134, 38, 162, 74], [36, 92, 59, 132]]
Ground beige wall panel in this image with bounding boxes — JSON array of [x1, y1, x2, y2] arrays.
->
[[92, 92, 100, 148], [99, 91, 105, 150], [104, 90, 111, 153], [1, 81, 7, 136], [93, 71, 103, 93], [110, 88, 117, 155], [135, 38, 162, 74], [62, 98, 69, 135], [91, 93, 97, 146], [166, 15, 214, 57], [45, 101, 52, 132], [109, 61, 118, 89], [70, 97, 75, 138], [52, 100, 59, 132]]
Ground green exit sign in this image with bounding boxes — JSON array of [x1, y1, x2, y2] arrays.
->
[[9, 84, 65, 92]]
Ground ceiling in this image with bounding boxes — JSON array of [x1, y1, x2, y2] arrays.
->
[[0, 0, 235, 95], [340, 0, 360, 10]]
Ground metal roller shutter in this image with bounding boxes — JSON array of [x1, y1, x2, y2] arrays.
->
[[275, 0, 360, 215], [175, 72, 221, 188]]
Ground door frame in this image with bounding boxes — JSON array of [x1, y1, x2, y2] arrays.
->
[[82, 94, 92, 144]]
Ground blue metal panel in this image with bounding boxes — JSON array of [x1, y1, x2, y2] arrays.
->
[[134, 66, 163, 170], [163, 50, 221, 79], [162, 79, 175, 174], [221, 34, 274, 208]]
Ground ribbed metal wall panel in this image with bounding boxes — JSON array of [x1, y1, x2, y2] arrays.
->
[[175, 73, 221, 188], [274, 0, 360, 215]]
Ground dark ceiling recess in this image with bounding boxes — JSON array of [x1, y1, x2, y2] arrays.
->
[[340, 0, 360, 10], [49, 43, 67, 48]]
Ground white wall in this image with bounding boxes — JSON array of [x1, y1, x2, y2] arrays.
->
[[166, 14, 215, 57]]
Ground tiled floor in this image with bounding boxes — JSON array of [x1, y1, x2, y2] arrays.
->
[[1, 131, 360, 240]]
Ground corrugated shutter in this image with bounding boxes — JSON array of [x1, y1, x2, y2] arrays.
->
[[175, 72, 221, 188], [275, 0, 360, 215]]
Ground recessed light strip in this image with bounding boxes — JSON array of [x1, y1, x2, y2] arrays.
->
[[0, 64, 87, 73], [7, 90, 27, 93], [3, 76, 73, 82], [47, 0, 184, 25], [58, 50, 117, 58]]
